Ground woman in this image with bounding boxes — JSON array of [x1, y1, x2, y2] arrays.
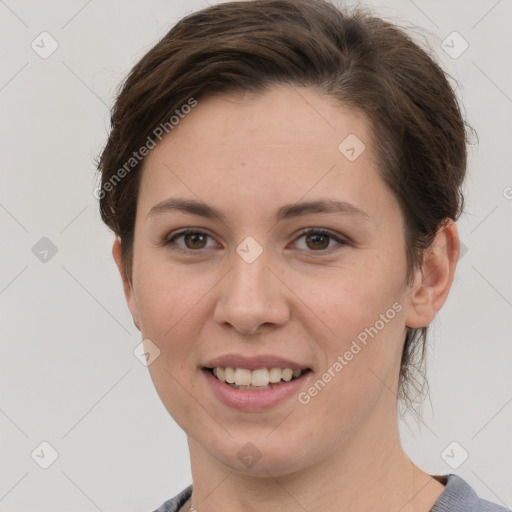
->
[[96, 1, 508, 511]]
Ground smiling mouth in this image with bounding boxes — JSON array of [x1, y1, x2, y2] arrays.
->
[[205, 367, 311, 390]]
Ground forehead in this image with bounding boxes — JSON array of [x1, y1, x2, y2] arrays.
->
[[136, 85, 397, 225], [151, 85, 372, 154]]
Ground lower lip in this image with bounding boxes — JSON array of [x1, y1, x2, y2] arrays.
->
[[202, 369, 311, 412]]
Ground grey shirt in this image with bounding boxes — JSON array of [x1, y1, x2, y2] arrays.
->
[[151, 474, 510, 512]]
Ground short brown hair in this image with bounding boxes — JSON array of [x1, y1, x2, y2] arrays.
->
[[96, 0, 472, 414]]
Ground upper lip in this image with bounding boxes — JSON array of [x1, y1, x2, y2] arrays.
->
[[202, 354, 310, 371]]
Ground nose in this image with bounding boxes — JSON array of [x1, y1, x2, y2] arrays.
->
[[213, 248, 290, 335]]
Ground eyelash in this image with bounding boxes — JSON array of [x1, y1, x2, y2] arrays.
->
[[163, 227, 348, 255]]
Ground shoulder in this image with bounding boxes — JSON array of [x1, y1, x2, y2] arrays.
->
[[431, 474, 510, 512], [149, 476, 511, 512], [151, 484, 192, 512]]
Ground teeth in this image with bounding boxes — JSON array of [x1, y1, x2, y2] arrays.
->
[[216, 367, 225, 381], [224, 367, 235, 383], [211, 367, 305, 387], [234, 368, 252, 386], [269, 367, 282, 383], [251, 368, 270, 386], [281, 368, 293, 382]]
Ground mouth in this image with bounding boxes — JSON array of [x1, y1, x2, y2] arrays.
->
[[204, 366, 312, 391]]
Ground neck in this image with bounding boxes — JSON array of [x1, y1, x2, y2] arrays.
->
[[184, 408, 442, 512]]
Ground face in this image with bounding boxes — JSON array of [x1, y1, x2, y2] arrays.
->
[[116, 85, 428, 476]]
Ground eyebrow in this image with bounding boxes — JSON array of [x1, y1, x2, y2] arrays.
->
[[147, 198, 370, 223]]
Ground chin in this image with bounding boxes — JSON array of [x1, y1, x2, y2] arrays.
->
[[207, 436, 314, 477]]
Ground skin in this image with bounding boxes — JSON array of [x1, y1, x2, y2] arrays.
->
[[112, 85, 460, 512]]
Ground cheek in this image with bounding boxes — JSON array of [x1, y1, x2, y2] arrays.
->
[[132, 252, 216, 339], [133, 263, 211, 427], [301, 298, 406, 436], [296, 252, 405, 338], [291, 253, 406, 403]]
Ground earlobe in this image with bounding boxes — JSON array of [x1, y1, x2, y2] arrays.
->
[[112, 236, 141, 331], [405, 220, 460, 329]]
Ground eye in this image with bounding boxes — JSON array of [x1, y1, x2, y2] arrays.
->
[[164, 229, 219, 251], [163, 227, 348, 254], [291, 228, 347, 253]]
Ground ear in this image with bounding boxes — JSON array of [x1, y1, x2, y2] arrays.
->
[[112, 236, 141, 331], [405, 220, 460, 328]]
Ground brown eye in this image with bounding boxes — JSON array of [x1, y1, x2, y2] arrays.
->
[[164, 229, 218, 251], [293, 228, 347, 253], [305, 232, 330, 250], [183, 232, 208, 249]]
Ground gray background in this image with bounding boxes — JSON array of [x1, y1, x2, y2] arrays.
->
[[1, 0, 511, 511]]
